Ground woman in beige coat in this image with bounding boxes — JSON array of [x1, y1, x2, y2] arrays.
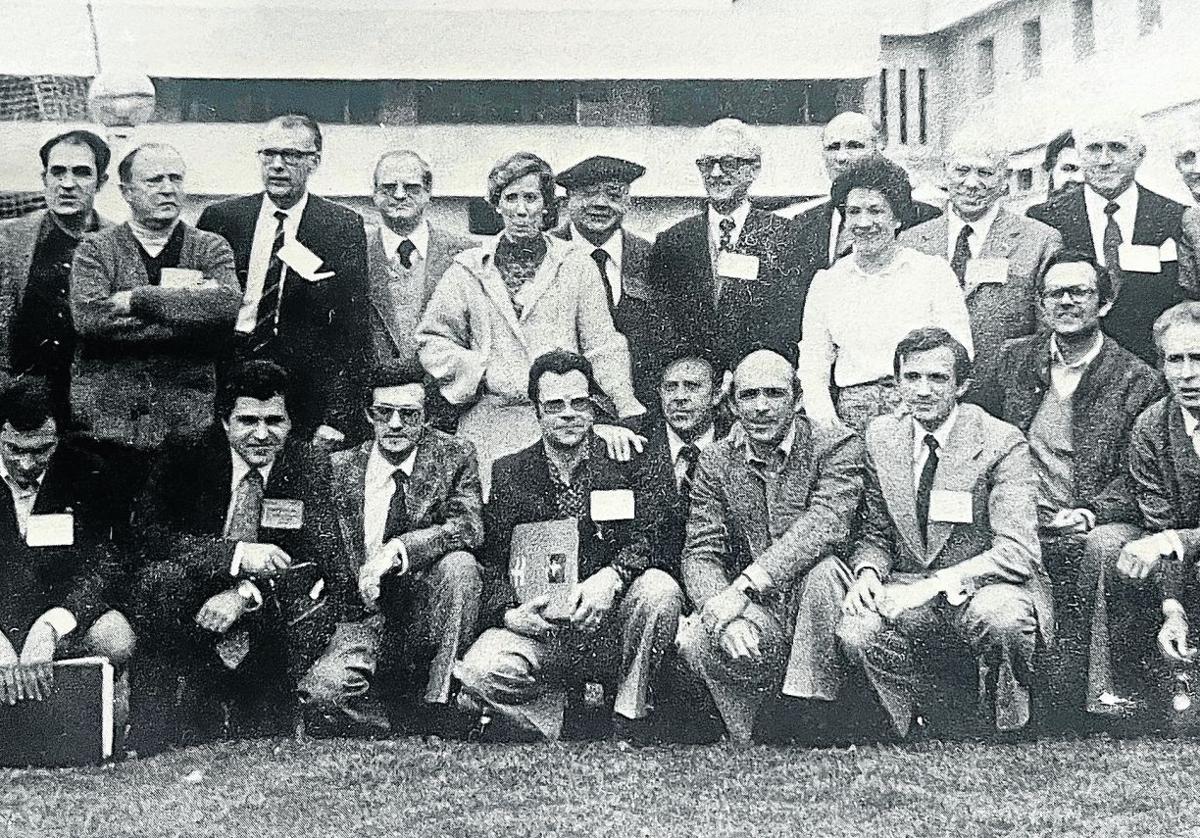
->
[[417, 152, 644, 496]]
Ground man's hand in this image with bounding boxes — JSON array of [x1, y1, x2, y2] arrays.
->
[[109, 290, 133, 316], [1047, 508, 1095, 536], [359, 539, 405, 610], [237, 542, 293, 578], [701, 585, 750, 634], [0, 631, 22, 704], [843, 568, 885, 618], [1159, 610, 1198, 663], [504, 595, 559, 640], [717, 617, 762, 663], [877, 577, 943, 622], [195, 588, 248, 635], [593, 424, 646, 462], [17, 622, 58, 702], [312, 424, 345, 449], [1116, 533, 1180, 580], [569, 567, 623, 633]]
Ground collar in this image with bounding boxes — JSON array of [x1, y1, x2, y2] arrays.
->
[[366, 441, 418, 488], [707, 201, 752, 238], [0, 455, 45, 498], [379, 218, 430, 261], [1182, 406, 1200, 439], [128, 218, 181, 251], [260, 191, 310, 224], [847, 245, 914, 279], [45, 210, 101, 242], [948, 201, 1001, 250], [666, 423, 716, 462], [571, 224, 623, 266], [1050, 332, 1104, 371], [743, 419, 797, 465], [912, 405, 959, 460], [542, 437, 591, 485], [1084, 182, 1138, 216], [229, 448, 274, 490]]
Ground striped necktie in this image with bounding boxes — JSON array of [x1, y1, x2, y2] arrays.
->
[[251, 210, 289, 350]]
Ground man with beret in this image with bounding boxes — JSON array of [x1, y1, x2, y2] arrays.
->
[[553, 155, 668, 411]]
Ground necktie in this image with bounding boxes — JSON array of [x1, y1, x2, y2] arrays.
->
[[225, 469, 264, 542], [915, 435, 940, 542], [252, 211, 289, 350], [718, 217, 736, 252], [396, 238, 417, 270], [382, 469, 411, 543], [1102, 201, 1123, 288], [590, 248, 615, 310], [950, 224, 973, 287], [677, 443, 701, 504]]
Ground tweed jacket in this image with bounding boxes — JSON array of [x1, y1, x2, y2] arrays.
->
[[68, 222, 240, 448], [852, 404, 1053, 641], [366, 222, 475, 368], [331, 433, 484, 585], [992, 332, 1165, 526], [682, 416, 864, 611], [900, 207, 1062, 399], [1179, 206, 1200, 298]]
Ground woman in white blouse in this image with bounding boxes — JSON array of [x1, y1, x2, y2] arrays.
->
[[798, 156, 973, 431]]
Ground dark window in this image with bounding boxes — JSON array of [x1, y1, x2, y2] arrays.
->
[[417, 81, 576, 125], [1073, 0, 1095, 57], [648, 80, 848, 126], [1022, 19, 1042, 79], [879, 69, 889, 141], [175, 79, 391, 124], [1017, 168, 1034, 192], [917, 68, 927, 144], [898, 69, 908, 145], [976, 38, 995, 96]]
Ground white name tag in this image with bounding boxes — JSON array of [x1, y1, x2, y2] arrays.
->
[[260, 498, 304, 530], [590, 489, 635, 522], [965, 257, 1008, 286], [26, 513, 75, 547], [928, 490, 973, 524], [716, 251, 760, 281], [1160, 238, 1179, 263], [1118, 243, 1162, 274], [277, 239, 334, 281], [159, 268, 206, 289]]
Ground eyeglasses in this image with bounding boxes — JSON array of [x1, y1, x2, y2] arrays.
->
[[366, 405, 424, 424], [695, 156, 758, 173], [257, 148, 318, 166], [375, 181, 427, 198], [538, 397, 594, 415], [574, 184, 629, 201], [1041, 286, 1099, 302]]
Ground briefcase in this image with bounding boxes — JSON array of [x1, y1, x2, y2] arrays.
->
[[0, 657, 114, 767], [510, 518, 579, 623]]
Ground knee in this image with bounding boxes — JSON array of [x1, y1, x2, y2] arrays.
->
[[128, 562, 192, 628], [802, 556, 851, 602], [836, 611, 883, 659], [675, 615, 715, 671], [300, 659, 366, 715], [456, 628, 531, 692], [83, 610, 137, 668], [1082, 525, 1135, 572], [429, 550, 483, 597], [967, 586, 1037, 643], [626, 569, 684, 620]]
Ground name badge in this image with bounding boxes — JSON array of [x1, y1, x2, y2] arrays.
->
[[1118, 244, 1162, 274], [277, 239, 335, 282], [26, 513, 74, 547], [928, 490, 973, 524], [1160, 238, 1179, 263], [965, 257, 1008, 286], [260, 498, 304, 530], [590, 489, 635, 522], [716, 251, 760, 281], [159, 268, 206, 289]]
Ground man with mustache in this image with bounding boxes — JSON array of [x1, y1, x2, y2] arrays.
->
[[0, 130, 112, 425], [1042, 131, 1086, 201], [1174, 131, 1200, 296]]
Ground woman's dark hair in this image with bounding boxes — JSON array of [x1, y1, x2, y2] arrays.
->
[[487, 152, 559, 231], [830, 154, 915, 229]]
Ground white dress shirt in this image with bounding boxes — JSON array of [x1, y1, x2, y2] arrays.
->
[[1083, 184, 1139, 268], [571, 224, 624, 306], [946, 202, 1001, 261], [1049, 332, 1104, 399], [235, 192, 310, 334], [666, 424, 716, 489], [912, 407, 959, 488], [827, 207, 843, 265], [363, 442, 418, 560], [379, 218, 430, 264], [707, 200, 751, 252]]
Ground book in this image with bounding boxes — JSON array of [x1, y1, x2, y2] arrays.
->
[[0, 656, 114, 767], [510, 518, 580, 623]]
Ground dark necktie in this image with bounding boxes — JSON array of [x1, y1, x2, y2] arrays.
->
[[1102, 201, 1123, 283], [950, 224, 973, 287], [718, 217, 736, 251], [252, 210, 289, 350], [225, 469, 264, 542], [590, 248, 615, 310], [396, 238, 417, 270], [677, 443, 701, 504], [382, 469, 411, 542], [915, 435, 940, 542]]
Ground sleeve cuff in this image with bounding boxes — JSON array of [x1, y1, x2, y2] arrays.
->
[[395, 538, 410, 576], [934, 569, 971, 606], [231, 542, 246, 577], [37, 607, 78, 639], [1163, 598, 1188, 620], [741, 564, 773, 594], [854, 561, 886, 581], [1165, 530, 1187, 562], [237, 580, 263, 612]]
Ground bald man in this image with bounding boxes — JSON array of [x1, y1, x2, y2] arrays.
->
[[1028, 112, 1189, 365], [900, 132, 1061, 409], [646, 119, 809, 372]]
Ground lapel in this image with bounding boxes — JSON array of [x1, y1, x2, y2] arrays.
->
[[678, 213, 716, 309], [873, 417, 924, 561], [197, 429, 237, 531], [229, 195, 268, 277], [645, 423, 680, 500], [424, 225, 456, 303], [1061, 191, 1096, 257], [294, 194, 324, 258], [795, 203, 835, 269], [467, 237, 527, 343], [336, 443, 370, 567], [1166, 403, 1200, 496], [736, 210, 773, 276], [1132, 185, 1170, 245], [406, 433, 444, 526], [908, 215, 947, 260], [925, 410, 987, 561], [724, 437, 770, 555], [511, 236, 569, 322], [10, 211, 48, 307], [365, 225, 420, 355]]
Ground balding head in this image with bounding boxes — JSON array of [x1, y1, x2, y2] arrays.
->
[[821, 112, 881, 180], [943, 128, 1010, 221], [1074, 110, 1147, 199], [732, 349, 799, 449]]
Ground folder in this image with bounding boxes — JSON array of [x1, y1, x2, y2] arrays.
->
[[0, 656, 114, 767], [510, 518, 579, 623]]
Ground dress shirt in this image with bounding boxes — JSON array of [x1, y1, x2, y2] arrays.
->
[[666, 424, 716, 489], [738, 420, 797, 592], [827, 207, 843, 265], [363, 442, 418, 561], [707, 199, 752, 272], [571, 224, 624, 306], [912, 407, 959, 489], [946, 202, 1001, 261], [1181, 406, 1200, 460], [1049, 332, 1104, 399], [379, 219, 430, 263], [235, 192, 310, 334], [1083, 184, 1139, 269]]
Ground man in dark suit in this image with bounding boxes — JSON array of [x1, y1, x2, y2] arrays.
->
[[196, 113, 370, 445], [553, 155, 669, 410], [455, 350, 682, 741], [676, 345, 863, 743], [302, 362, 483, 735], [646, 118, 809, 371], [1028, 112, 1190, 365], [0, 377, 132, 708], [126, 361, 355, 751]]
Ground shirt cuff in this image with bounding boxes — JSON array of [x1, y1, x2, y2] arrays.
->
[[1078, 508, 1097, 531], [386, 538, 410, 576], [237, 580, 263, 612], [37, 607, 78, 639], [741, 564, 773, 594], [1163, 598, 1188, 620], [1164, 530, 1187, 562], [934, 569, 971, 606], [854, 562, 886, 581], [231, 542, 246, 577]]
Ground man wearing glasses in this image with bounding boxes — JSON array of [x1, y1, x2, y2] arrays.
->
[[646, 118, 808, 372], [198, 113, 370, 449], [302, 361, 483, 736], [987, 252, 1163, 721], [455, 350, 682, 742]]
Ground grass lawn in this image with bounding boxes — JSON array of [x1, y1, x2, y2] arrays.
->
[[4, 734, 1200, 838]]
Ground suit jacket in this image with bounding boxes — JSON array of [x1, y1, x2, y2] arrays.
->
[[1179, 206, 1200, 298], [69, 222, 241, 448], [682, 417, 863, 611], [900, 208, 1062, 402], [132, 427, 354, 623], [481, 433, 674, 626], [330, 433, 483, 597], [792, 198, 943, 275], [1128, 397, 1200, 557], [366, 222, 475, 368], [646, 208, 809, 371], [0, 441, 122, 648], [1027, 185, 1189, 365], [993, 333, 1164, 526], [852, 404, 1053, 642], [196, 193, 371, 435], [551, 223, 673, 409]]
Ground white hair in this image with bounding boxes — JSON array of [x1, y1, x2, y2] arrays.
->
[[695, 118, 763, 161]]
